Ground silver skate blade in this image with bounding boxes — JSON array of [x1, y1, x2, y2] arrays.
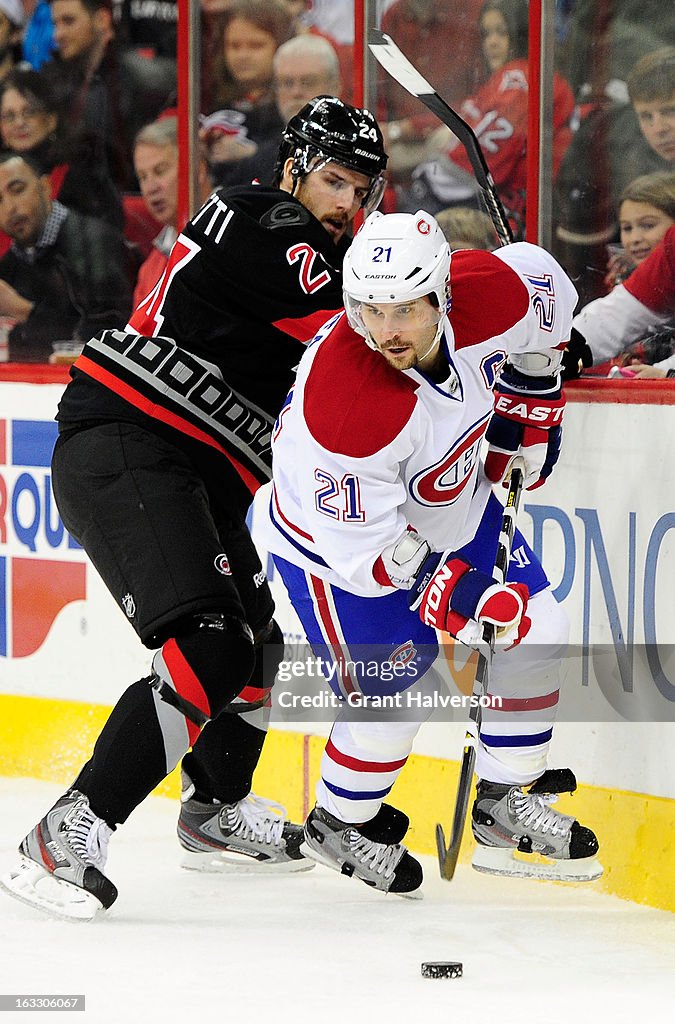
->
[[0, 858, 105, 922], [299, 841, 424, 899], [471, 845, 604, 882], [180, 849, 314, 874]]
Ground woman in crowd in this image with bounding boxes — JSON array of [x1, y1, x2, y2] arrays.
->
[[408, 0, 574, 232], [0, 68, 123, 238], [205, 0, 292, 160]]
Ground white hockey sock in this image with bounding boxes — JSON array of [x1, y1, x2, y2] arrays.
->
[[316, 713, 420, 824], [475, 588, 569, 785]]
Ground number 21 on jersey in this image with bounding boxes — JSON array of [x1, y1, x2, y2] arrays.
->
[[315, 470, 366, 522]]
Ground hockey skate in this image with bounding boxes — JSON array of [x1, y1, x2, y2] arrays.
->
[[471, 769, 603, 881], [177, 772, 313, 872], [0, 789, 117, 921], [301, 803, 423, 897]]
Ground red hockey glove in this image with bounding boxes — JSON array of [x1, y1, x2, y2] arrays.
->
[[484, 365, 565, 490], [409, 552, 531, 647]]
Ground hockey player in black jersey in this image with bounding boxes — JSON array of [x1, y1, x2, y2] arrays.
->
[[0, 97, 388, 920]]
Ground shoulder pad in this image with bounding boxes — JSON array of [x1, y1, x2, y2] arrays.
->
[[450, 249, 530, 348], [304, 319, 419, 458]]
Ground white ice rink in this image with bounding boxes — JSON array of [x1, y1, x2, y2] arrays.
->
[[0, 778, 673, 1024]]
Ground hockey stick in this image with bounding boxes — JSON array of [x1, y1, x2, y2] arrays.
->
[[435, 462, 525, 880], [368, 29, 513, 247]]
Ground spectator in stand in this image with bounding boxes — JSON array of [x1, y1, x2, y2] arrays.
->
[[377, 0, 484, 186], [0, 0, 23, 84], [132, 116, 212, 309], [604, 170, 675, 288], [207, 33, 342, 189], [278, 0, 353, 104], [206, 0, 292, 150], [407, 0, 574, 232], [0, 68, 123, 234], [573, 224, 675, 378], [41, 0, 176, 192], [22, 0, 56, 69], [0, 150, 131, 362], [435, 205, 498, 251], [555, 46, 675, 305]]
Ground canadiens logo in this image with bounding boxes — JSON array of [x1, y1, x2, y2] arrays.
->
[[417, 218, 431, 235], [214, 554, 232, 575], [410, 414, 491, 506], [389, 640, 418, 667]]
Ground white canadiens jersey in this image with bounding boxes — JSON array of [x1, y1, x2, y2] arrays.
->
[[257, 243, 577, 596]]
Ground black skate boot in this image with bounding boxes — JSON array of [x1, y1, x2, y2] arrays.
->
[[0, 789, 117, 920], [177, 771, 313, 872], [302, 804, 422, 897], [471, 768, 603, 881]]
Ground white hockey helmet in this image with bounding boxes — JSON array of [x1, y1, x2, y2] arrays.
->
[[343, 211, 451, 340]]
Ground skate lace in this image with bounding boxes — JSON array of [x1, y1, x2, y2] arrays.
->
[[509, 790, 571, 838], [63, 798, 113, 869], [346, 831, 400, 879], [224, 793, 286, 846]]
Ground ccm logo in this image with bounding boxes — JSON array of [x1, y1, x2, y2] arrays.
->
[[421, 564, 455, 627], [495, 395, 564, 425]]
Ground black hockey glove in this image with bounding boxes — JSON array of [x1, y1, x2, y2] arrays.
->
[[560, 327, 593, 381]]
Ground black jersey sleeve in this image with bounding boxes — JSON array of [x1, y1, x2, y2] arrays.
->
[[127, 185, 347, 362]]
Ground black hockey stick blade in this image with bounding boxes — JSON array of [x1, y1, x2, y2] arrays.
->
[[436, 725, 478, 879], [368, 29, 513, 247], [434, 465, 524, 880]]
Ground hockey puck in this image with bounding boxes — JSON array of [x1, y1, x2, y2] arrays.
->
[[421, 961, 463, 979]]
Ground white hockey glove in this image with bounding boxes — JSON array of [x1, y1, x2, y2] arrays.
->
[[372, 525, 431, 589]]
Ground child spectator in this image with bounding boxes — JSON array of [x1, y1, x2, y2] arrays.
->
[[572, 222, 675, 377], [605, 170, 675, 287]]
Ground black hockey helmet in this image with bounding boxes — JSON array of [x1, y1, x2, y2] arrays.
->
[[274, 95, 388, 212]]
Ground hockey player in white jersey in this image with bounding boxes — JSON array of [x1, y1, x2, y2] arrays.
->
[[257, 210, 603, 895]]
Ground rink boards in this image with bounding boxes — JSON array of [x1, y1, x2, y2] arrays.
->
[[0, 373, 673, 910]]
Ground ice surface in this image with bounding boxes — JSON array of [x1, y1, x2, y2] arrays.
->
[[0, 779, 672, 1023]]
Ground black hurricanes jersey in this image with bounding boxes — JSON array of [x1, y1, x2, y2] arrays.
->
[[58, 185, 350, 493]]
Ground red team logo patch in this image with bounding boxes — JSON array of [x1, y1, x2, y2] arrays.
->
[[417, 218, 431, 235], [389, 640, 418, 667], [410, 414, 491, 506], [214, 554, 232, 575]]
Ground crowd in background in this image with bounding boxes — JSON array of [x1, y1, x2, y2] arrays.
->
[[0, 0, 672, 372]]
